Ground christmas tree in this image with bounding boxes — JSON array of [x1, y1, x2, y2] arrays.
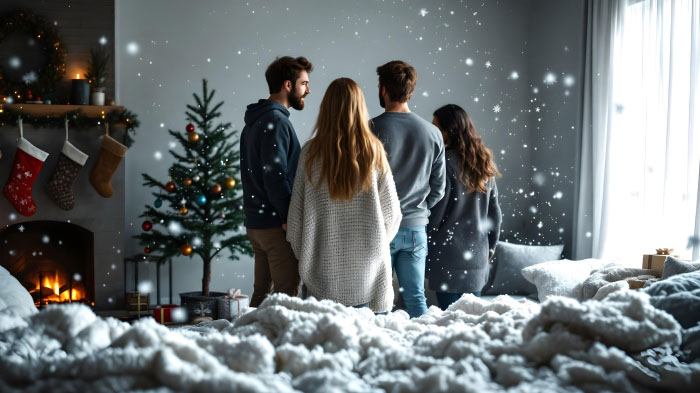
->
[[135, 79, 252, 296]]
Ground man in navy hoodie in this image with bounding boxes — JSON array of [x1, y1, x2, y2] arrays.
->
[[240, 56, 312, 307]]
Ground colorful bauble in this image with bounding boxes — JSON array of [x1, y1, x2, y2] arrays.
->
[[186, 123, 195, 133], [180, 206, 189, 215], [196, 194, 207, 206], [225, 177, 236, 189], [165, 181, 176, 192], [154, 199, 163, 208], [144, 246, 152, 254], [188, 132, 200, 143], [142, 221, 152, 231], [212, 183, 222, 194], [192, 175, 200, 182], [180, 244, 193, 256], [182, 177, 192, 187]]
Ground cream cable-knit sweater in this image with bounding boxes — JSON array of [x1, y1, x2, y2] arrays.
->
[[287, 144, 402, 313]]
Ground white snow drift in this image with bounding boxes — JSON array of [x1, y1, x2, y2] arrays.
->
[[1, 290, 698, 392]]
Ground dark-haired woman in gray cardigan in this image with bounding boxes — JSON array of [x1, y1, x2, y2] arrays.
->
[[427, 104, 502, 310]]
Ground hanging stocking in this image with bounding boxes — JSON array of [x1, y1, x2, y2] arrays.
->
[[3, 118, 50, 217], [90, 123, 127, 198], [46, 119, 89, 210]]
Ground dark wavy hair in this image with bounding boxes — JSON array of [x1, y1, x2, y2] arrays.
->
[[433, 104, 501, 193]]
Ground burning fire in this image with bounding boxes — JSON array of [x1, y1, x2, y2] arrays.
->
[[30, 271, 86, 306]]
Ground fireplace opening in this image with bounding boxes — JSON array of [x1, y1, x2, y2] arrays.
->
[[0, 221, 94, 307]]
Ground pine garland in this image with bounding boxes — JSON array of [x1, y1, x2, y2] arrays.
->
[[0, 106, 140, 146], [134, 79, 252, 296]]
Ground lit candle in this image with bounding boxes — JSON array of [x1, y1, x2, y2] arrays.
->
[[71, 73, 89, 105]]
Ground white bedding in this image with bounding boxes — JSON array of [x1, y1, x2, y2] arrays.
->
[[0, 291, 698, 392]]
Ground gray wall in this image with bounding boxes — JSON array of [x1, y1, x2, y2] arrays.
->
[[116, 0, 586, 303], [526, 0, 586, 254]]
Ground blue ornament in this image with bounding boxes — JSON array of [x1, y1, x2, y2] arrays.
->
[[196, 194, 207, 206], [154, 199, 163, 208]]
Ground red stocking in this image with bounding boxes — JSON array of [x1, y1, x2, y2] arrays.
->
[[3, 121, 49, 216]]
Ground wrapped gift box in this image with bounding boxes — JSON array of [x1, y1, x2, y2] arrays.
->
[[125, 291, 149, 312], [217, 289, 250, 321], [642, 254, 677, 271], [153, 304, 178, 324]]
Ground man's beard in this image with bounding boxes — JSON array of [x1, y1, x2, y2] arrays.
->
[[378, 91, 385, 108], [289, 89, 305, 110]]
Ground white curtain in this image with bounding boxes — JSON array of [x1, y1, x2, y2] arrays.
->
[[575, 0, 700, 263]]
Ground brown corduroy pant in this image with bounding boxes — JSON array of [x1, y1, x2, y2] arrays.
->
[[246, 227, 301, 307]]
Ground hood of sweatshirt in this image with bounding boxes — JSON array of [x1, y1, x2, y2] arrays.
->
[[244, 99, 290, 125]]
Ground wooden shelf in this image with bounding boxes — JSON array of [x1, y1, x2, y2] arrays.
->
[[1, 104, 125, 117]]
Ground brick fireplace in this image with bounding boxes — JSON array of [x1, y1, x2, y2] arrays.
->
[[0, 123, 126, 309]]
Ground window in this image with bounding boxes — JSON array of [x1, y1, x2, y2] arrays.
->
[[604, 0, 700, 262]]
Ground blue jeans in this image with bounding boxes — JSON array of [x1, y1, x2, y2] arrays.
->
[[391, 226, 428, 318], [353, 304, 388, 316], [436, 291, 481, 311]]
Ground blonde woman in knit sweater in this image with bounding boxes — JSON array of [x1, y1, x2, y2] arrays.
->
[[286, 78, 402, 313]]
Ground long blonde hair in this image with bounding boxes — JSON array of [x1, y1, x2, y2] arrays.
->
[[305, 78, 388, 201]]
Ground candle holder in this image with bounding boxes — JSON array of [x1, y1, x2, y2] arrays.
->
[[71, 75, 89, 105]]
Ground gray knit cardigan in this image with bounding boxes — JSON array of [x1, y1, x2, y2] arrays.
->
[[286, 144, 402, 312]]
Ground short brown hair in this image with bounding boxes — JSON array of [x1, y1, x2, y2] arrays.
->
[[376, 60, 417, 103], [265, 56, 313, 94]]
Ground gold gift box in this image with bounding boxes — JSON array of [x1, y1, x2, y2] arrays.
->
[[641, 254, 677, 271]]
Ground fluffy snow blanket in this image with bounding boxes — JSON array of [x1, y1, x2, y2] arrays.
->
[[0, 292, 698, 393]]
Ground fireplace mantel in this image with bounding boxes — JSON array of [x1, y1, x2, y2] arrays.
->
[[1, 104, 126, 118]]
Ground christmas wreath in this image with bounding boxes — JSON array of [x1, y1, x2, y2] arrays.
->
[[0, 9, 66, 99]]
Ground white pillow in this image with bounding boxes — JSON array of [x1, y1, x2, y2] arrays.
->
[[521, 259, 608, 301], [0, 265, 37, 317]]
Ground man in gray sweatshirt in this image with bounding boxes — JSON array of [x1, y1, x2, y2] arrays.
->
[[371, 60, 446, 318]]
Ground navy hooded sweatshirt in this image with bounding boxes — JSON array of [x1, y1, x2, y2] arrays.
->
[[240, 99, 301, 229]]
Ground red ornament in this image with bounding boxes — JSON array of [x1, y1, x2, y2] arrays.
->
[[142, 221, 153, 231], [144, 246, 152, 254], [186, 123, 195, 133], [212, 183, 222, 194], [165, 181, 176, 192]]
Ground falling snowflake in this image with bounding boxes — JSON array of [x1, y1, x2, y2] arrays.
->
[[125, 42, 139, 55], [563, 74, 575, 87], [485, 61, 492, 68], [22, 71, 38, 84], [492, 105, 501, 113], [18, 225, 25, 233], [422, 91, 429, 97], [8, 57, 21, 69], [419, 8, 429, 17], [543, 72, 557, 85], [138, 281, 153, 294], [509, 71, 519, 80], [537, 221, 543, 229], [465, 58, 473, 66]]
